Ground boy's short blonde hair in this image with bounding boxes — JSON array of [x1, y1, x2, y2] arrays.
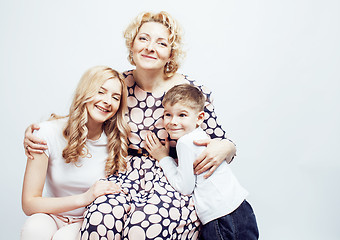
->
[[162, 84, 205, 112]]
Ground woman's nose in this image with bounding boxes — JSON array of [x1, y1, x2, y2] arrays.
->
[[146, 41, 155, 51], [102, 94, 111, 104]]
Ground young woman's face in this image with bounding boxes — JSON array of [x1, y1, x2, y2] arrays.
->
[[86, 78, 122, 126], [131, 22, 172, 71]]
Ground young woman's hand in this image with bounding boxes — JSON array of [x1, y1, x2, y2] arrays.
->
[[81, 180, 122, 206], [145, 132, 170, 161], [193, 139, 236, 178], [23, 124, 48, 159]]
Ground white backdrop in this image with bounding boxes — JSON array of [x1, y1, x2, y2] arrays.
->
[[1, 0, 339, 239]]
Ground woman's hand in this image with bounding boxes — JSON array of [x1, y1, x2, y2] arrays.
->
[[23, 124, 47, 159], [81, 180, 122, 206], [145, 132, 170, 161], [193, 139, 236, 178]]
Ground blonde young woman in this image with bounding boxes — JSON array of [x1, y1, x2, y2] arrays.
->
[[24, 12, 237, 239], [21, 66, 130, 240]]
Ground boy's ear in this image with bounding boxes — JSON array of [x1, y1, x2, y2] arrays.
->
[[196, 111, 205, 126]]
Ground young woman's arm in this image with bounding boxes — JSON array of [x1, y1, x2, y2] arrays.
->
[[22, 152, 120, 216]]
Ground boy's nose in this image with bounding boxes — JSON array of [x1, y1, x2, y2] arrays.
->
[[170, 117, 178, 125]]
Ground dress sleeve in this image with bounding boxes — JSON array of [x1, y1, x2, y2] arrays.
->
[[191, 81, 230, 141]]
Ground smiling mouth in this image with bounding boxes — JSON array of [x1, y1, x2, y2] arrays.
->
[[169, 128, 182, 132], [142, 54, 157, 60], [95, 105, 110, 113]]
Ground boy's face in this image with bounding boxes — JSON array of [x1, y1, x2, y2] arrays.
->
[[163, 102, 205, 140]]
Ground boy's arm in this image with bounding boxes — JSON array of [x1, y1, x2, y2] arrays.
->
[[145, 131, 196, 195], [159, 140, 196, 195]]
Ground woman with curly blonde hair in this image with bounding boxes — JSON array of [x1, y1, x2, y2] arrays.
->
[[78, 11, 237, 239], [24, 11, 237, 239], [21, 66, 129, 240], [124, 11, 185, 78]]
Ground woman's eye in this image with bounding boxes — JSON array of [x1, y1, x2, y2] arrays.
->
[[98, 91, 104, 94], [112, 96, 120, 101], [139, 36, 147, 41], [159, 42, 168, 47]]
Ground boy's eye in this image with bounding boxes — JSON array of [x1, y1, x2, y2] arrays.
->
[[112, 96, 120, 101], [98, 91, 104, 94], [164, 113, 171, 117], [179, 113, 186, 117]]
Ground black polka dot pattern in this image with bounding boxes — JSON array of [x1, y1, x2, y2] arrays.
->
[[79, 71, 227, 239]]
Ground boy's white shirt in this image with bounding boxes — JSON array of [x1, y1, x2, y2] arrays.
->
[[159, 127, 248, 225]]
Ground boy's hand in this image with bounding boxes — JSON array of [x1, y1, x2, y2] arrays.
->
[[145, 132, 170, 161]]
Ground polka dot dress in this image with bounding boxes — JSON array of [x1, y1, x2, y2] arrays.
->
[[80, 71, 228, 240]]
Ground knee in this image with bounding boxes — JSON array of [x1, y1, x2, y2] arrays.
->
[[85, 203, 127, 227], [52, 222, 82, 240], [21, 213, 57, 239], [81, 199, 130, 237], [85, 195, 130, 223]]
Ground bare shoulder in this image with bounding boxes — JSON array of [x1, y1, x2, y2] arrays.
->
[[172, 72, 187, 83], [165, 73, 187, 88]]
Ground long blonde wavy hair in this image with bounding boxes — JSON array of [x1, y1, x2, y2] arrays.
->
[[124, 11, 185, 78], [59, 66, 129, 176]]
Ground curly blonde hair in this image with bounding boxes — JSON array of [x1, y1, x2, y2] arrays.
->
[[61, 66, 129, 176], [124, 11, 185, 78]]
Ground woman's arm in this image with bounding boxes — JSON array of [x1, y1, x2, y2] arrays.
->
[[22, 152, 121, 216], [23, 124, 48, 159], [193, 139, 236, 178]]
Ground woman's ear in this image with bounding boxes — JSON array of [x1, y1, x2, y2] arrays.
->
[[196, 111, 205, 127]]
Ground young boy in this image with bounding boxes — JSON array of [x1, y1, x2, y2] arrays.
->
[[145, 84, 259, 240]]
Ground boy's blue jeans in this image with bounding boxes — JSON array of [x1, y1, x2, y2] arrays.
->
[[199, 200, 259, 240]]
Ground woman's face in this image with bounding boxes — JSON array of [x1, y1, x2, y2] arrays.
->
[[86, 78, 122, 127], [131, 22, 172, 72]]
